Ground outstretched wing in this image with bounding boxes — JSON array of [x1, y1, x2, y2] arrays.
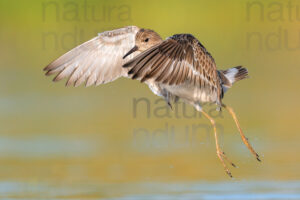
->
[[44, 26, 140, 87], [123, 34, 222, 100]]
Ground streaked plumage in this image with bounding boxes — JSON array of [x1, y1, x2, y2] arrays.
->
[[123, 33, 224, 107], [44, 26, 260, 177]]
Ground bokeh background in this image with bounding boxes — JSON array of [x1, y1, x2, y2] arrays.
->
[[0, 0, 300, 199]]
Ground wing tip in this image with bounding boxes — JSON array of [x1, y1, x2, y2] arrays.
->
[[52, 77, 60, 82], [45, 70, 51, 76], [43, 65, 50, 72], [43, 62, 56, 71]]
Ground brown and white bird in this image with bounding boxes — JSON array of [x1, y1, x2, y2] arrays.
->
[[44, 26, 260, 177]]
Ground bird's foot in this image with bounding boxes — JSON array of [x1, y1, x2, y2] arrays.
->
[[217, 149, 236, 178]]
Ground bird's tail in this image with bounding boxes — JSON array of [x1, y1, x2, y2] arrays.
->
[[221, 66, 249, 85], [218, 66, 249, 94]]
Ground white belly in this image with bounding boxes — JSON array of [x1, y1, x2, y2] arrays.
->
[[160, 83, 218, 104], [145, 79, 218, 105], [146, 80, 163, 97]]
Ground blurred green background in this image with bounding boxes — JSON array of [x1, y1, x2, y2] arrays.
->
[[0, 0, 300, 198]]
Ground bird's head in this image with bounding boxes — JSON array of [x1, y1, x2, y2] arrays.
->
[[123, 29, 163, 59]]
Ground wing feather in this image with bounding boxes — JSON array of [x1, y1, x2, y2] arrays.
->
[[44, 26, 140, 87], [123, 34, 222, 102]]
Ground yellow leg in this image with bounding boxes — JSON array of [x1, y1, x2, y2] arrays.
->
[[200, 109, 235, 178], [222, 104, 261, 162]]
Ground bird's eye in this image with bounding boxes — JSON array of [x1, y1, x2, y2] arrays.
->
[[144, 38, 149, 42]]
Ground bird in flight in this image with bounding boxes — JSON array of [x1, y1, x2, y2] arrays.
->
[[44, 26, 260, 177]]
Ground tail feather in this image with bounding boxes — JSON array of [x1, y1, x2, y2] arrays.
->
[[221, 66, 249, 85], [218, 66, 248, 94]]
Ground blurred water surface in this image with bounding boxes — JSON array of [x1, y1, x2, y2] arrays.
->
[[1, 180, 300, 199]]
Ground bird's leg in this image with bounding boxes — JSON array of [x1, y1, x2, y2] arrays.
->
[[174, 96, 180, 103], [167, 101, 173, 110], [163, 90, 173, 110], [222, 104, 261, 162], [194, 104, 235, 177]]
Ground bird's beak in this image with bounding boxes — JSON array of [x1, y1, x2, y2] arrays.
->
[[123, 46, 138, 59]]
